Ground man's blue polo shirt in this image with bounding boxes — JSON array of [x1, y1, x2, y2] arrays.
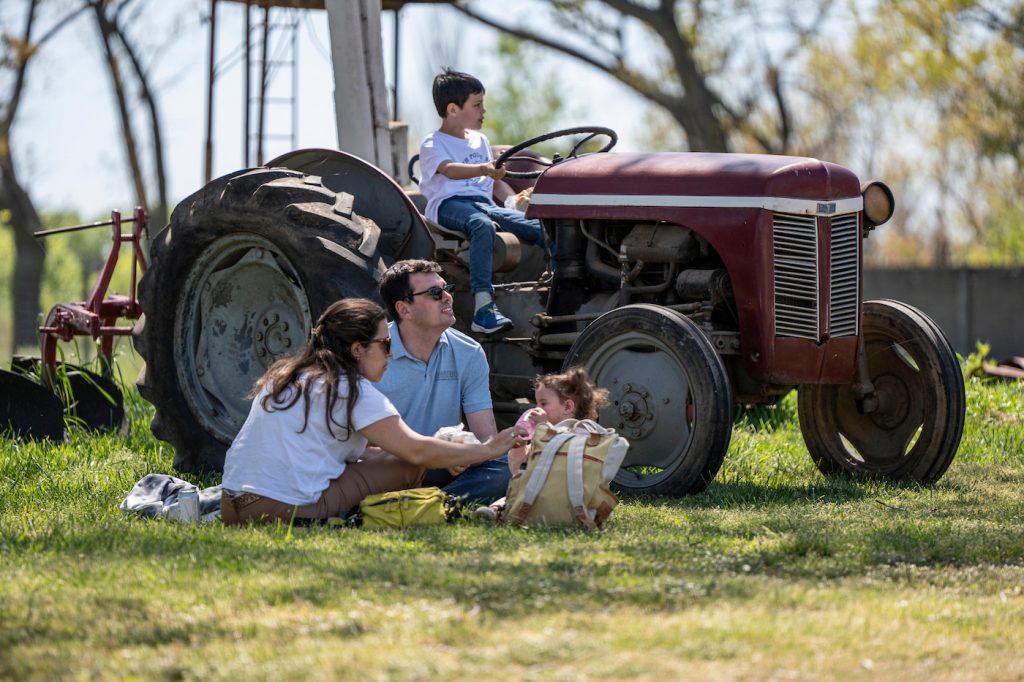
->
[[374, 321, 492, 436]]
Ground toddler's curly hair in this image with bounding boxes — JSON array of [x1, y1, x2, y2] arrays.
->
[[535, 367, 609, 421]]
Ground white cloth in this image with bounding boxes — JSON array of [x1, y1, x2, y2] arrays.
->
[[419, 129, 494, 222], [222, 376, 398, 506]]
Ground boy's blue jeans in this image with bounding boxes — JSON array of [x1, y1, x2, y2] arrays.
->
[[437, 196, 545, 294]]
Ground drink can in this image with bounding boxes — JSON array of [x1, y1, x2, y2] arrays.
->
[[169, 488, 200, 523]]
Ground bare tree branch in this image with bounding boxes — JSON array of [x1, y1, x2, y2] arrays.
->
[[601, 0, 660, 25], [89, 0, 149, 212], [453, 3, 617, 76], [106, 1, 168, 224], [454, 0, 730, 151], [2, 3, 89, 130], [33, 4, 91, 49], [0, 2, 39, 137]]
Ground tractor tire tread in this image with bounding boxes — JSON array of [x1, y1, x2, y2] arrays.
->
[[133, 166, 383, 474]]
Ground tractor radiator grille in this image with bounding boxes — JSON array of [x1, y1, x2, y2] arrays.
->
[[772, 212, 819, 339], [828, 212, 860, 337]]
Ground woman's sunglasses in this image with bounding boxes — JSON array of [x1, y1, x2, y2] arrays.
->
[[363, 337, 392, 354], [403, 283, 455, 302]]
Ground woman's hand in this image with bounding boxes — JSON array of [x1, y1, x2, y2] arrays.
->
[[362, 417, 520, 470], [485, 427, 519, 458]]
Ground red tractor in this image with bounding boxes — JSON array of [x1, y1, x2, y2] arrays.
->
[[133, 127, 965, 496]]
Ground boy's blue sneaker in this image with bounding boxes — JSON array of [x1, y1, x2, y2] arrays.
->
[[471, 302, 515, 334]]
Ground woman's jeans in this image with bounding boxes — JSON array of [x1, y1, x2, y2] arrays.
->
[[437, 196, 544, 294], [220, 450, 424, 525]]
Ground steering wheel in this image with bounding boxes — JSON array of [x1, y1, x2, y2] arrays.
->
[[493, 126, 618, 179]]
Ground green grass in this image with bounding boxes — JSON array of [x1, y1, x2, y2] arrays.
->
[[2, 377, 1023, 680]]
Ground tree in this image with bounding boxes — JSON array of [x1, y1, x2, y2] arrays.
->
[[90, 0, 149, 218], [805, 0, 1024, 265], [453, 0, 836, 154], [481, 35, 568, 152], [0, 1, 88, 350], [87, 0, 170, 226], [0, 0, 174, 353]]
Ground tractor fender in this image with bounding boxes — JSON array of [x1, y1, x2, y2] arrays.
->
[[267, 148, 434, 263]]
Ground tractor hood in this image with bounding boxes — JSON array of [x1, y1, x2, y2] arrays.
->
[[528, 152, 862, 217]]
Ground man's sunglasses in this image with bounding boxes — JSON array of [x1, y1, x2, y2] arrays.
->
[[363, 337, 392, 354], [403, 283, 455, 302]]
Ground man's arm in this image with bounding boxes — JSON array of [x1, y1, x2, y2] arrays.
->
[[465, 408, 499, 442]]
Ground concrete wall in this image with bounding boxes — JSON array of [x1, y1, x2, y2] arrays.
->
[[863, 268, 1024, 360]]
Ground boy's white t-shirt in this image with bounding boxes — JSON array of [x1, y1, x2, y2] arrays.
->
[[222, 375, 398, 506], [419, 129, 495, 221]]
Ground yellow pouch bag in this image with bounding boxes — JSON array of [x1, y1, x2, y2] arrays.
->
[[358, 486, 454, 529]]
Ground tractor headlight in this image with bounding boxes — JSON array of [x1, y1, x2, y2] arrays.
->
[[861, 181, 894, 228]]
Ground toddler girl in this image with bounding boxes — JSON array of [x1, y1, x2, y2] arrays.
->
[[476, 367, 609, 520]]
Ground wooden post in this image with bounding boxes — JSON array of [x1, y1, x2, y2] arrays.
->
[[325, 0, 394, 177], [203, 0, 217, 182]]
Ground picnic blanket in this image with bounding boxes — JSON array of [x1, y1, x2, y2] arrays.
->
[[120, 474, 222, 523]]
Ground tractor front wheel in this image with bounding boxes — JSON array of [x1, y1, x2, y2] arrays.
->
[[133, 168, 384, 474], [562, 304, 734, 497], [797, 299, 965, 483]]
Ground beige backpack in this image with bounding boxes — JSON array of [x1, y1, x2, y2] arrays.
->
[[503, 419, 629, 529]]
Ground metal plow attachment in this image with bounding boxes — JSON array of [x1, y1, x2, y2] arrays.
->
[[0, 208, 145, 442], [0, 367, 65, 440], [0, 360, 126, 441]]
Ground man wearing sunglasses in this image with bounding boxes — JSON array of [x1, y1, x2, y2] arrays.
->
[[374, 259, 509, 504]]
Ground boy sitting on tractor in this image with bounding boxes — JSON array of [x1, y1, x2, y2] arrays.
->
[[417, 68, 545, 335]]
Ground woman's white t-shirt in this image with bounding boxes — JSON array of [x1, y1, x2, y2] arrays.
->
[[419, 129, 494, 222], [222, 375, 398, 505]]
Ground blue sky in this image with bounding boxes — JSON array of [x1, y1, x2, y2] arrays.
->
[[7, 1, 645, 219]]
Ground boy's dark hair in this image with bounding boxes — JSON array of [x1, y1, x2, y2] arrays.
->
[[379, 259, 445, 321], [432, 68, 484, 118]]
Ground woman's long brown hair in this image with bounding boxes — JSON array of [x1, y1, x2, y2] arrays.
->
[[250, 298, 386, 440]]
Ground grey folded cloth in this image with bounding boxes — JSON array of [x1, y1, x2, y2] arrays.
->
[[120, 473, 222, 522]]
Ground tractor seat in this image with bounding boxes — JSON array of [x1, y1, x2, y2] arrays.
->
[[406, 189, 522, 273]]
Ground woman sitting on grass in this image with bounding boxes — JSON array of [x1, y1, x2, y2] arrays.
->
[[221, 298, 517, 525]]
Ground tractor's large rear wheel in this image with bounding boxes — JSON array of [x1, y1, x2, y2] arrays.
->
[[797, 299, 965, 483], [563, 304, 733, 497], [133, 168, 384, 473]]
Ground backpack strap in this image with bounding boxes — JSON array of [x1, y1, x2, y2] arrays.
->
[[566, 434, 598, 530], [601, 436, 630, 483], [571, 420, 629, 485], [510, 431, 576, 524], [573, 419, 607, 433]]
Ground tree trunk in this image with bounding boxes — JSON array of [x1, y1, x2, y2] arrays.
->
[[0, 0, 46, 350], [0, 158, 46, 350]]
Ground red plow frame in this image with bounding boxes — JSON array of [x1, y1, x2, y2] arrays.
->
[[36, 207, 148, 385], [0, 208, 147, 440]]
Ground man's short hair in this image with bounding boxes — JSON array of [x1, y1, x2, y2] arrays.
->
[[379, 259, 445, 321], [432, 68, 484, 118]]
